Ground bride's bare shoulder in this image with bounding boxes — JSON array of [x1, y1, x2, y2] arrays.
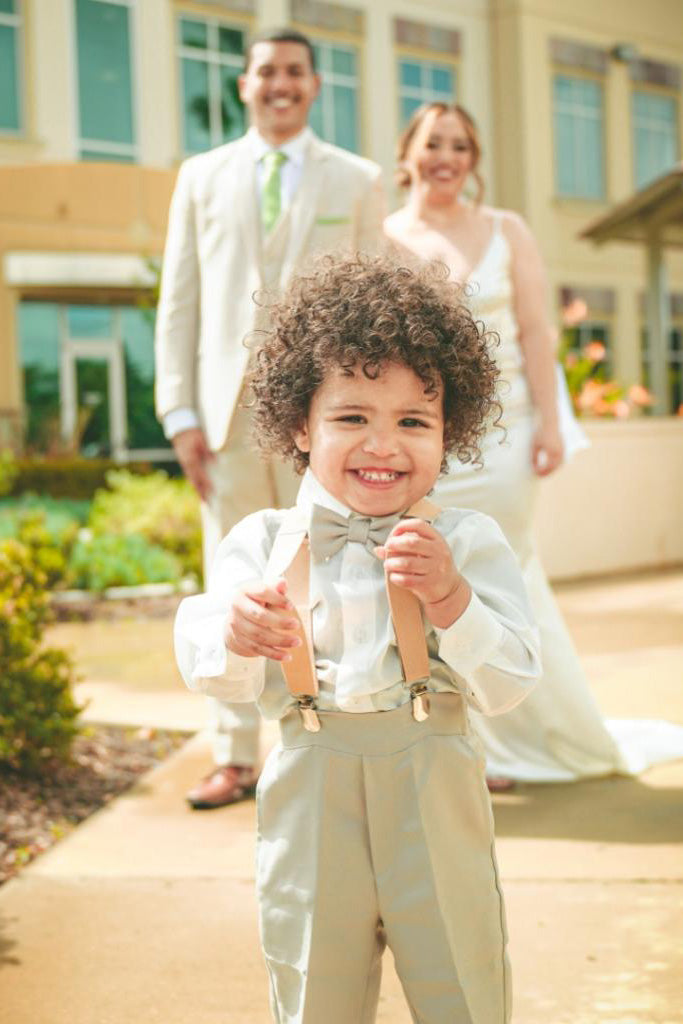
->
[[383, 206, 413, 238]]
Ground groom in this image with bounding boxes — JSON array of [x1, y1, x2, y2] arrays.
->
[[155, 27, 385, 808]]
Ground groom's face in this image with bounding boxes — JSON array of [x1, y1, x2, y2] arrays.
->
[[239, 41, 321, 145]]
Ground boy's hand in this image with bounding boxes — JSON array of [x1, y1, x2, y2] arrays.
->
[[224, 579, 302, 662], [375, 519, 471, 629]]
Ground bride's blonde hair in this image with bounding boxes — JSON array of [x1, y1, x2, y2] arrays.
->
[[395, 102, 484, 205]]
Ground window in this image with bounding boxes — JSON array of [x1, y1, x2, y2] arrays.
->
[[563, 321, 612, 376], [0, 0, 22, 134], [310, 40, 359, 153], [641, 323, 683, 415], [398, 57, 456, 127], [178, 16, 246, 155], [633, 90, 679, 189], [553, 74, 605, 199], [75, 0, 136, 161], [18, 301, 170, 458]]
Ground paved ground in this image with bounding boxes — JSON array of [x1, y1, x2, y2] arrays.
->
[[1, 570, 682, 1024]]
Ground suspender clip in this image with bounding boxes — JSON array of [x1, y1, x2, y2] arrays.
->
[[410, 682, 430, 722], [297, 695, 321, 733]]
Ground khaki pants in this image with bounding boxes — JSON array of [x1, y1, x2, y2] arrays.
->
[[256, 694, 511, 1024], [202, 404, 300, 766]]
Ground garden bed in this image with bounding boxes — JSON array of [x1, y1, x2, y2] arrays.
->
[[0, 724, 188, 885]]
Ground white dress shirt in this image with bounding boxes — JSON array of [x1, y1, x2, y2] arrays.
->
[[163, 127, 313, 441], [175, 471, 541, 720]]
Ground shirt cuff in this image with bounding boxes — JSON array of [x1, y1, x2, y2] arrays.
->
[[174, 601, 265, 702], [436, 591, 505, 677], [163, 407, 201, 440]]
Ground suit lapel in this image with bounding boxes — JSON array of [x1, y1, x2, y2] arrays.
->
[[280, 135, 327, 288], [230, 136, 263, 273]]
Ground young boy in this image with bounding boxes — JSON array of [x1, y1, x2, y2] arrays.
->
[[175, 254, 540, 1024]]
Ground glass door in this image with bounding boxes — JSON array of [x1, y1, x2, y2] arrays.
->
[[60, 337, 126, 459]]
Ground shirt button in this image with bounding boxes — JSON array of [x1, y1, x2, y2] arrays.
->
[[353, 627, 368, 643]]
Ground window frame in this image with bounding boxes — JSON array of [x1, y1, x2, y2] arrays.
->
[[631, 84, 680, 191], [395, 48, 458, 130], [552, 68, 606, 201], [0, 0, 24, 136], [641, 316, 683, 415], [72, 0, 139, 163], [176, 10, 249, 156], [307, 32, 362, 154]]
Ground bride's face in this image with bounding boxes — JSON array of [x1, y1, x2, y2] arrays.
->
[[405, 111, 474, 200]]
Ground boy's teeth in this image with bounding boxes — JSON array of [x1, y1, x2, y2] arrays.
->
[[357, 470, 399, 482]]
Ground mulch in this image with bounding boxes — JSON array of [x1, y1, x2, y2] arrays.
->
[[0, 725, 188, 885]]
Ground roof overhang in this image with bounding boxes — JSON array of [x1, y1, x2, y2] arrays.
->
[[581, 165, 683, 248]]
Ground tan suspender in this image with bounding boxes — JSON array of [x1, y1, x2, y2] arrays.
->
[[280, 498, 441, 731]]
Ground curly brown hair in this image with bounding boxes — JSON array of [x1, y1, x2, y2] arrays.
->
[[248, 252, 500, 474]]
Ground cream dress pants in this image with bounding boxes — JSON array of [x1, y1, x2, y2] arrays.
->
[[256, 694, 511, 1024], [201, 404, 300, 766]]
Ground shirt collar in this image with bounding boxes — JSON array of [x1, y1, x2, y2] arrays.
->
[[296, 468, 354, 519], [248, 126, 312, 168]]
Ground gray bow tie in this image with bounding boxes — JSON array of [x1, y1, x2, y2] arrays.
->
[[309, 504, 400, 562]]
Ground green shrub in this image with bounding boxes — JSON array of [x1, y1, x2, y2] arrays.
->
[[0, 539, 81, 775], [9, 457, 154, 500], [0, 497, 89, 590], [90, 469, 202, 581], [0, 449, 18, 497], [68, 532, 182, 591], [0, 495, 91, 540]]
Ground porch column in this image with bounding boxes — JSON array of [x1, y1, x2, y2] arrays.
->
[[646, 239, 670, 416]]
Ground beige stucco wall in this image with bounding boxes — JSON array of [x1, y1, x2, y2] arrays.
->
[[0, 163, 175, 414], [536, 418, 683, 580], [491, 0, 683, 386]]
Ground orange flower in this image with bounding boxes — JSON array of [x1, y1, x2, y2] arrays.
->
[[613, 400, 630, 418], [628, 384, 653, 407], [562, 298, 588, 326], [577, 379, 604, 412], [564, 351, 579, 369], [583, 341, 606, 363]]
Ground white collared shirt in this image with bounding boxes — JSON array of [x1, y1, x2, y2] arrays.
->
[[175, 470, 541, 720], [247, 125, 311, 210]]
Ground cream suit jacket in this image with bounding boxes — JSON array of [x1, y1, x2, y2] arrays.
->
[[154, 132, 385, 452]]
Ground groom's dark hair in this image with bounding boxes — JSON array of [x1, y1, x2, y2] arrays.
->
[[244, 27, 317, 72]]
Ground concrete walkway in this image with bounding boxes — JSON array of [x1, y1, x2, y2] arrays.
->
[[1, 571, 682, 1024]]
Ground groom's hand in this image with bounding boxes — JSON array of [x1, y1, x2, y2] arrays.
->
[[172, 427, 215, 501]]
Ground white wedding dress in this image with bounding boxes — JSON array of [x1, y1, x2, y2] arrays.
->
[[434, 214, 683, 781]]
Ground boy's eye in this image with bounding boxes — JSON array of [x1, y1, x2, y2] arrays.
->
[[337, 414, 366, 424], [400, 417, 428, 428]]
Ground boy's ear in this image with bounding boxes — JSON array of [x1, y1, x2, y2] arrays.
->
[[294, 422, 310, 453]]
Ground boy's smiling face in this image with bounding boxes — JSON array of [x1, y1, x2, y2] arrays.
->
[[294, 362, 445, 516]]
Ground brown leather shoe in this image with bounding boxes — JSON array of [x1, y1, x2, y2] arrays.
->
[[186, 764, 258, 810]]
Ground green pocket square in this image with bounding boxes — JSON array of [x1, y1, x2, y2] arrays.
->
[[315, 215, 351, 225]]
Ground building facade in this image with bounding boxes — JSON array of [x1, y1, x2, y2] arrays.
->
[[1, 0, 682, 460]]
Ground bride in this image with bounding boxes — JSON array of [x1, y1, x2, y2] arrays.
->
[[385, 102, 683, 785]]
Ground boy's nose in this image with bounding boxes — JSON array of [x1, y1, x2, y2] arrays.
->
[[363, 429, 399, 457]]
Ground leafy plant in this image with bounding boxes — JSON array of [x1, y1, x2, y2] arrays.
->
[[0, 539, 81, 775], [0, 450, 18, 497], [68, 532, 182, 591], [559, 301, 652, 418], [89, 469, 202, 581]]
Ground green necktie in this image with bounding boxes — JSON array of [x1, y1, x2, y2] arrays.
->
[[261, 150, 287, 234]]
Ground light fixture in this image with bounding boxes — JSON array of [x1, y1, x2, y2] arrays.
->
[[610, 43, 639, 63]]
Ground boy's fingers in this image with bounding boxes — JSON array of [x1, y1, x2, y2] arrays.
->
[[243, 580, 292, 609], [389, 518, 434, 540], [236, 600, 299, 635], [384, 555, 428, 575]]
